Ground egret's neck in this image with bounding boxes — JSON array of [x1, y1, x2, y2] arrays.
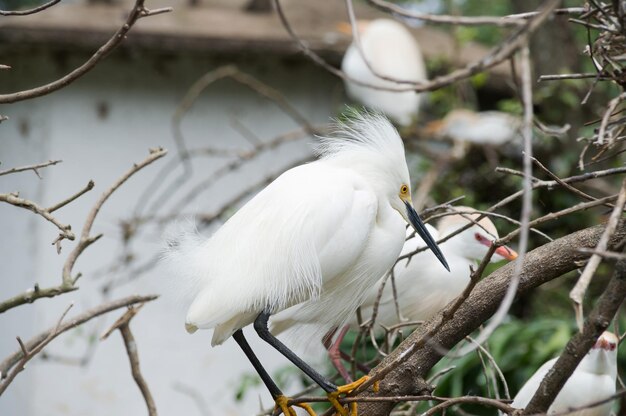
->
[[323, 156, 398, 198], [579, 349, 617, 379]]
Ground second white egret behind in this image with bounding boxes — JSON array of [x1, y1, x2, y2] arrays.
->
[[340, 19, 427, 127], [163, 112, 448, 416], [511, 331, 618, 416]]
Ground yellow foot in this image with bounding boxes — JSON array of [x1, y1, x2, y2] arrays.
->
[[327, 375, 373, 416], [274, 395, 316, 416]]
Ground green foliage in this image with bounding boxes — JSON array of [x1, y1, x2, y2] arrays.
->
[[233, 373, 262, 401], [0, 0, 46, 9]]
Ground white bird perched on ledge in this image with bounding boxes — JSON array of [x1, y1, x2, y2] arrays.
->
[[340, 19, 427, 127], [162, 112, 448, 416], [511, 331, 618, 416]]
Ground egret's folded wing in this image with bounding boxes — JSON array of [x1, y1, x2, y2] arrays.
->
[[177, 163, 377, 343]]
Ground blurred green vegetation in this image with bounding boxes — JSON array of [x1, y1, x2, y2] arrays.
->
[[0, 0, 47, 9]]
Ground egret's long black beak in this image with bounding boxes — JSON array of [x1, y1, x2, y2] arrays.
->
[[404, 201, 450, 271]]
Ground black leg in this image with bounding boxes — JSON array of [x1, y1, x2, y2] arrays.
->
[[232, 329, 283, 399], [254, 311, 338, 393]]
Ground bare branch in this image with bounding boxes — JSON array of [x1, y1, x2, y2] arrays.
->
[[0, 295, 157, 390], [0, 193, 75, 242], [0, 0, 61, 16], [62, 148, 167, 286], [451, 44, 535, 356], [368, 0, 582, 26], [0, 1, 172, 103], [0, 159, 62, 178], [101, 306, 157, 416], [0, 149, 166, 314], [47, 180, 95, 213], [570, 178, 626, 329], [0, 284, 78, 314], [274, 0, 560, 93], [0, 303, 74, 395]]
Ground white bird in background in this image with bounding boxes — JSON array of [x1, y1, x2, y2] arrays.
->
[[296, 207, 517, 381], [340, 19, 427, 127], [424, 109, 522, 146], [511, 331, 618, 416], [359, 207, 517, 329], [163, 113, 448, 416]]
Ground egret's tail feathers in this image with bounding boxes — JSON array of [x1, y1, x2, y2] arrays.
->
[[160, 218, 212, 307]]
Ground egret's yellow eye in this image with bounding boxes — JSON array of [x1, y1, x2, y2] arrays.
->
[[400, 184, 409, 195]]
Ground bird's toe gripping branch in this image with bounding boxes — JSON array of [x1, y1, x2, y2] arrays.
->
[[326, 375, 379, 416], [274, 395, 316, 416]]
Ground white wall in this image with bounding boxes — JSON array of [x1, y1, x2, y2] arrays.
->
[[0, 48, 340, 415]]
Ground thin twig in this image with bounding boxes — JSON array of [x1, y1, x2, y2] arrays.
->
[[0, 159, 62, 178], [101, 306, 157, 416], [0, 303, 74, 395], [273, 0, 561, 93], [62, 148, 167, 286], [47, 180, 95, 213], [0, 1, 172, 103], [597, 92, 626, 145], [368, 0, 582, 26], [0, 295, 157, 387], [570, 178, 626, 330], [0, 193, 75, 242], [0, 0, 61, 16]]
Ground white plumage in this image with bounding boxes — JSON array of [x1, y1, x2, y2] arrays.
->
[[356, 207, 518, 330], [341, 19, 427, 127], [163, 113, 446, 347], [425, 109, 522, 145], [511, 331, 618, 416]]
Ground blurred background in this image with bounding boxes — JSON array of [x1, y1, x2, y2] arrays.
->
[[1, 0, 624, 415]]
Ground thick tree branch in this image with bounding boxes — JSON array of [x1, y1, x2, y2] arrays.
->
[[356, 221, 626, 414]]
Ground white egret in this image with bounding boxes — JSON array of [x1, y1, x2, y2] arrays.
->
[[511, 331, 618, 416], [340, 19, 427, 127], [424, 109, 522, 146], [163, 113, 448, 416], [276, 207, 517, 381], [358, 207, 517, 328]]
